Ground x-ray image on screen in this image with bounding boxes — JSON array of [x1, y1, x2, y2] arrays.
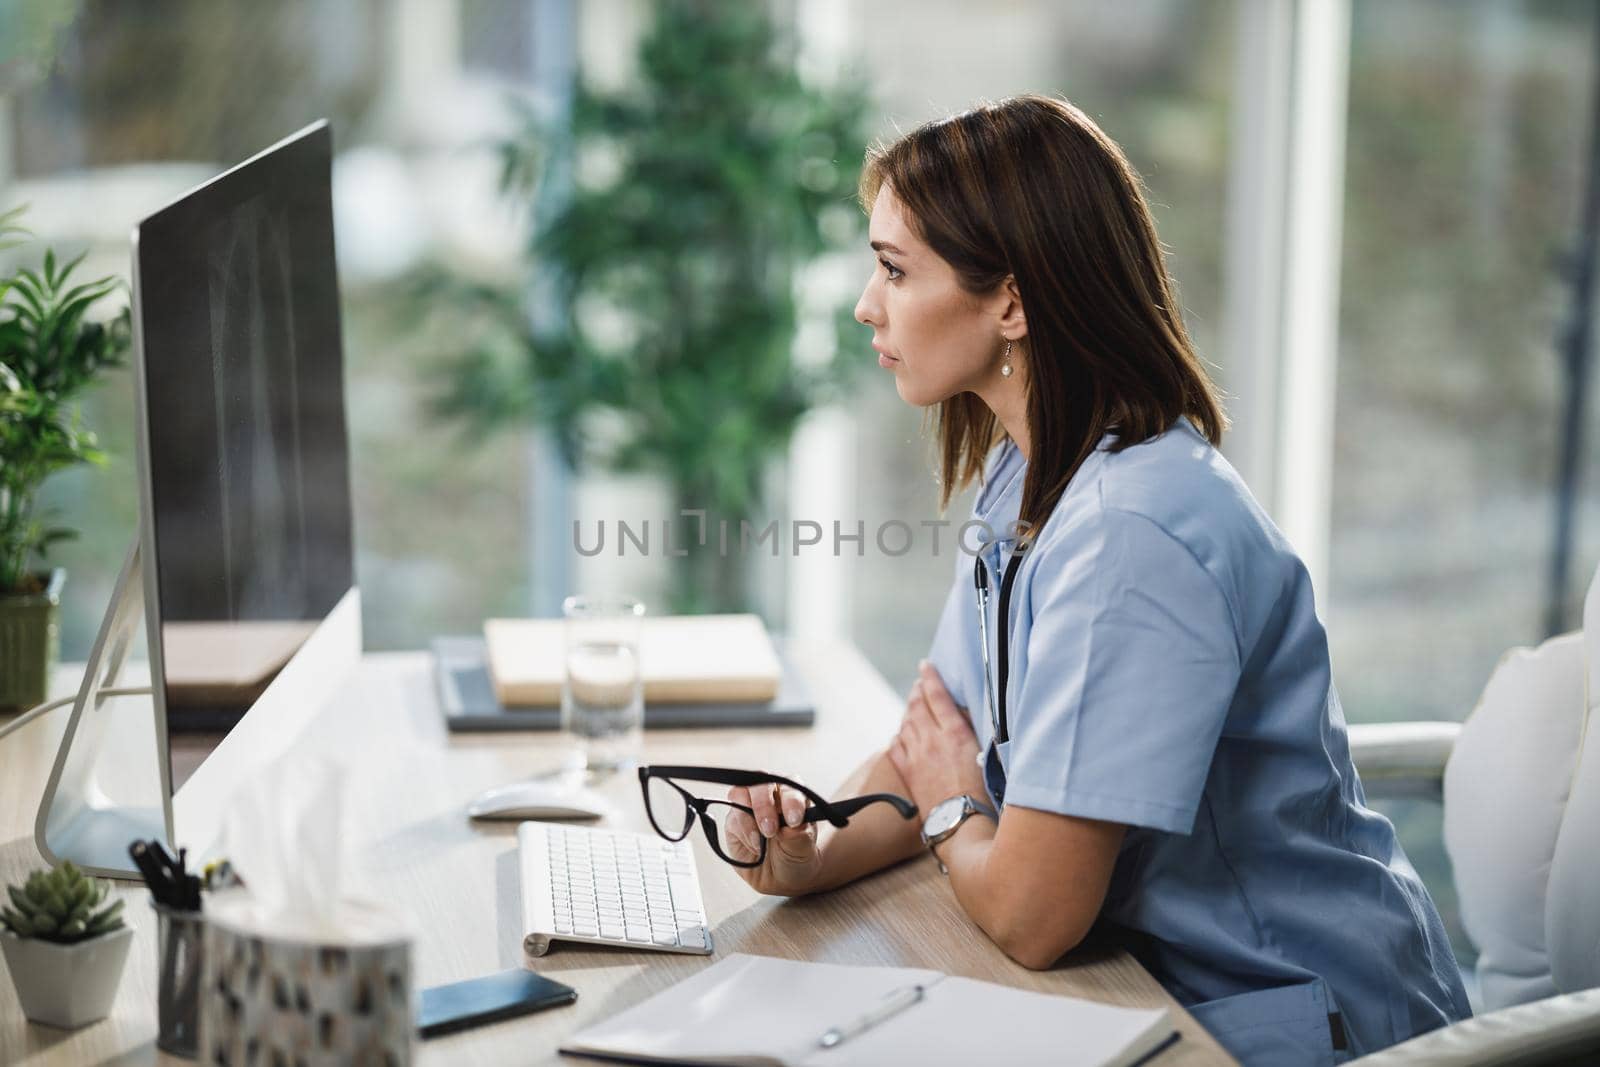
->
[[135, 124, 353, 723], [203, 197, 312, 622]]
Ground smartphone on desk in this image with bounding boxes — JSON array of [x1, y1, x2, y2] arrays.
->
[[418, 968, 577, 1038]]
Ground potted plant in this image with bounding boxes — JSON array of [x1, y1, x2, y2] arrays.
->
[[416, 0, 870, 613], [0, 861, 132, 1029], [0, 205, 131, 711]]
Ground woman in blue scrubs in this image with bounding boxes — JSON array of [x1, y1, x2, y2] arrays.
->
[[724, 94, 1470, 1064]]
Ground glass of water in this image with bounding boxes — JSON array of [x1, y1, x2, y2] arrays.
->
[[561, 595, 646, 776]]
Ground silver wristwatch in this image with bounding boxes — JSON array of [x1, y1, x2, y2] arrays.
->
[[919, 794, 998, 874]]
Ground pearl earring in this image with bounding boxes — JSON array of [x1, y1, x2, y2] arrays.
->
[[1001, 339, 1014, 378]]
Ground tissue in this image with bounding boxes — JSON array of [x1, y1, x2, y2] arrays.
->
[[220, 752, 346, 939]]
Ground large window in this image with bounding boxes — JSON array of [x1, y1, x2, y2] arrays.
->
[[1328, 0, 1600, 979], [3, 1, 540, 655], [1330, 0, 1600, 726], [11, 0, 1592, 746]]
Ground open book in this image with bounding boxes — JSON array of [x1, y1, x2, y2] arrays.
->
[[560, 954, 1175, 1067]]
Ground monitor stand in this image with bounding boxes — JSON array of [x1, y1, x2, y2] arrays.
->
[[34, 538, 172, 880]]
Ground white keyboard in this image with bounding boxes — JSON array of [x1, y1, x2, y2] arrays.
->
[[518, 821, 713, 957]]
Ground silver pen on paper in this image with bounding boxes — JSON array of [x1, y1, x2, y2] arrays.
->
[[816, 983, 926, 1050]]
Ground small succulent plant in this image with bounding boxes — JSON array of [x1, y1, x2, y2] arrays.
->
[[1, 862, 126, 944]]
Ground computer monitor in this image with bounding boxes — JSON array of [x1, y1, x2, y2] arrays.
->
[[35, 121, 362, 878]]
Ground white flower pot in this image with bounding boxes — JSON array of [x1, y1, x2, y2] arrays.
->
[[0, 925, 134, 1029]]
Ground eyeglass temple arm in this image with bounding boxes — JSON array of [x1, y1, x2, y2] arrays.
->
[[646, 764, 837, 811], [802, 792, 919, 826]]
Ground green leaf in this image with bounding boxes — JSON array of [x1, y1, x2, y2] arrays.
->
[[6, 911, 40, 937], [0, 238, 130, 577], [88, 898, 124, 930], [6, 885, 39, 917], [0, 203, 29, 252], [37, 886, 62, 917], [8, 269, 48, 322], [57, 248, 88, 285]]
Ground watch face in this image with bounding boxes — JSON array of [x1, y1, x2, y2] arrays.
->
[[923, 796, 967, 839]]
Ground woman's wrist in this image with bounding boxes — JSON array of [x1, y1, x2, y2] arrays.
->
[[803, 830, 839, 894], [774, 747, 925, 896], [811, 811, 924, 893], [808, 823, 862, 894]]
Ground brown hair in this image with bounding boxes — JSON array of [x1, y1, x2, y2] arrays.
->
[[860, 94, 1228, 538]]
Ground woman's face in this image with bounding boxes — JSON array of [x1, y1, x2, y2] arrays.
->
[[854, 185, 1005, 408]]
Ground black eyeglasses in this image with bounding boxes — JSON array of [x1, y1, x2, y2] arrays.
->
[[637, 765, 918, 868]]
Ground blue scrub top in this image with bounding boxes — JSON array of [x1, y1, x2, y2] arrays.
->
[[925, 418, 1470, 1065]]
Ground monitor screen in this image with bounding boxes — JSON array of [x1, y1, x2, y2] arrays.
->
[[133, 122, 354, 737]]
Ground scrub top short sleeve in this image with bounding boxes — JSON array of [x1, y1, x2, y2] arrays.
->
[[1003, 507, 1242, 835], [925, 552, 976, 718]]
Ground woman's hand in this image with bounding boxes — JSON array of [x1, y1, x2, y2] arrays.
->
[[724, 780, 825, 897], [887, 660, 988, 813]]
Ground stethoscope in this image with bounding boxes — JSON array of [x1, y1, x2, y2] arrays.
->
[[973, 543, 1025, 747]]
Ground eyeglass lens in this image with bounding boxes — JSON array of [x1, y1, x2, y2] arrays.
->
[[643, 775, 695, 841], [700, 800, 766, 868], [641, 774, 770, 868]]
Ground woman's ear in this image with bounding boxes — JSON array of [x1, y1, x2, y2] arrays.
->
[[997, 275, 1027, 339]]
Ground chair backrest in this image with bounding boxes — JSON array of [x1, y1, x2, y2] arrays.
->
[[1442, 563, 1599, 1011], [1545, 570, 1600, 995]]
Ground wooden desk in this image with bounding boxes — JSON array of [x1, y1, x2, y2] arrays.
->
[[0, 643, 1234, 1065]]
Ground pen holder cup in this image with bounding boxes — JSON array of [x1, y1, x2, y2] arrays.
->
[[199, 894, 413, 1067], [154, 903, 205, 1058]]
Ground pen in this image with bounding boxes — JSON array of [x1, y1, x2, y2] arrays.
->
[[816, 983, 926, 1050], [128, 839, 205, 911], [128, 840, 177, 906]]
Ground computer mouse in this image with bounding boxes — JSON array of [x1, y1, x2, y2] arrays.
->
[[466, 780, 614, 821]]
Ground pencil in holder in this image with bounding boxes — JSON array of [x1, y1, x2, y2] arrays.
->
[[154, 902, 205, 1058]]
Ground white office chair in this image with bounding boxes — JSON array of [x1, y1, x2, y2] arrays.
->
[[1345, 563, 1600, 1065]]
